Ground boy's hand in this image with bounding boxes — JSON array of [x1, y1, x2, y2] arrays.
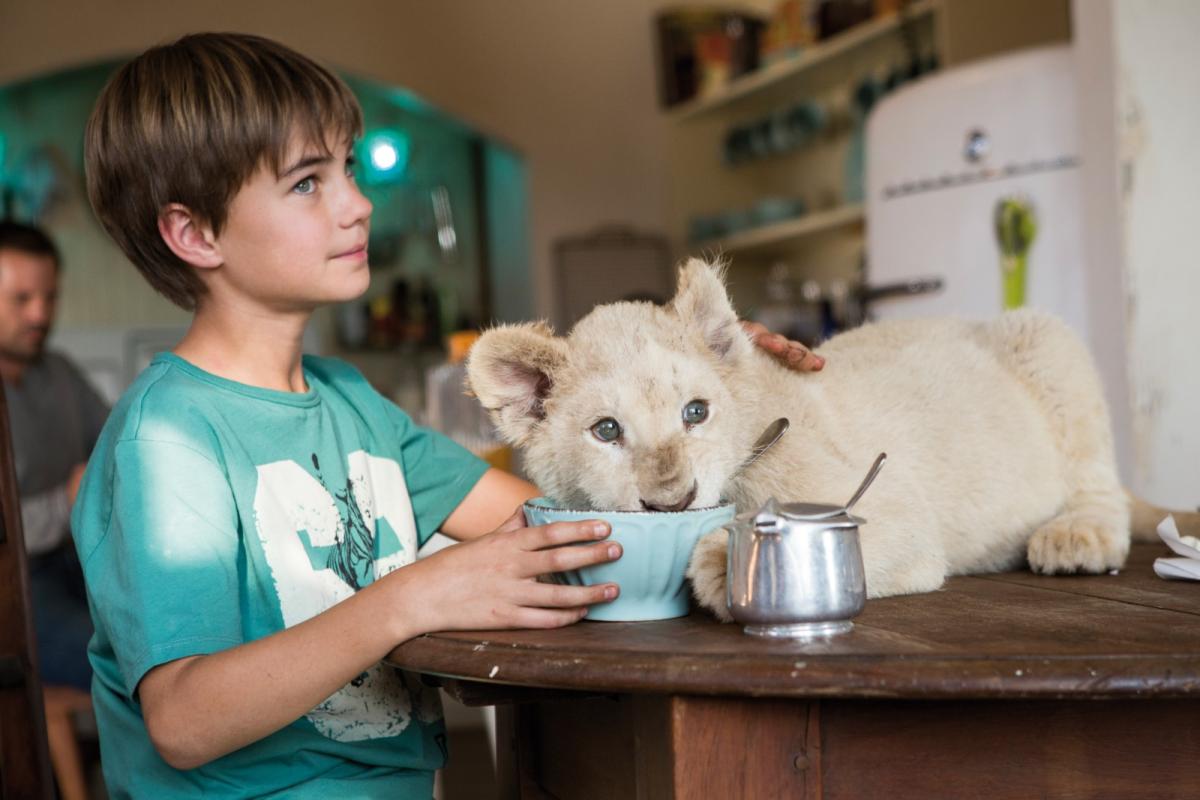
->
[[396, 509, 621, 635], [742, 320, 825, 371]]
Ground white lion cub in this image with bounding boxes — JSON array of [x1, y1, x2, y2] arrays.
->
[[467, 259, 1134, 620]]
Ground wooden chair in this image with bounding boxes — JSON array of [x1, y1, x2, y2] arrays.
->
[[0, 381, 55, 799], [43, 685, 93, 800]]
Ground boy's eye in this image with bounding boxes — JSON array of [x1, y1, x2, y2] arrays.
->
[[293, 176, 317, 195], [682, 399, 709, 426], [591, 418, 622, 443], [345, 156, 357, 177]]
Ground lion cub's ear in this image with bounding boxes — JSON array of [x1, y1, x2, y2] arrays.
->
[[465, 322, 567, 446], [670, 258, 752, 362]]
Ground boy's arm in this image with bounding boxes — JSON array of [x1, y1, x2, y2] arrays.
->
[[139, 507, 621, 770], [439, 467, 540, 541], [139, 567, 422, 770]]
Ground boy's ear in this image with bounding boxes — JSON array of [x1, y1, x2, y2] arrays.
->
[[158, 204, 223, 270], [465, 322, 567, 446], [670, 258, 751, 362]]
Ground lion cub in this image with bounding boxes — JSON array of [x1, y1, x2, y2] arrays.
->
[[467, 259, 1132, 620]]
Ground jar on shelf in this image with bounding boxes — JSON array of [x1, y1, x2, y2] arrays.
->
[[424, 330, 512, 471]]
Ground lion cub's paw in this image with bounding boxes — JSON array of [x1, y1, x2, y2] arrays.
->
[[687, 527, 733, 622], [1027, 513, 1129, 574]]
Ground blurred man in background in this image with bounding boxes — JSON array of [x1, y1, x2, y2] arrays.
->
[[0, 220, 108, 690]]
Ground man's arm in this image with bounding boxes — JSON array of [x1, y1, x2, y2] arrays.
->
[[19, 464, 85, 555], [20, 483, 71, 555]]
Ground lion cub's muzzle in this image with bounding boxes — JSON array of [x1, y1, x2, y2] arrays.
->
[[640, 481, 698, 513]]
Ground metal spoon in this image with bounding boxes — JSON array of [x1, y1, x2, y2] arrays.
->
[[844, 452, 887, 514], [739, 417, 790, 474]]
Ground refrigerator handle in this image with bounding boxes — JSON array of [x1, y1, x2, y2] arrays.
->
[[859, 276, 944, 304]]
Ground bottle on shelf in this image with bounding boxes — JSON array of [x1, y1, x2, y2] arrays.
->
[[415, 277, 443, 347], [752, 263, 824, 346], [424, 330, 512, 472], [368, 294, 395, 350]]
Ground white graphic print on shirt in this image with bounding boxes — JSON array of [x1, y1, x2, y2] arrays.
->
[[253, 450, 441, 742]]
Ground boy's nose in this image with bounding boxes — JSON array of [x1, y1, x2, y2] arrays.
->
[[343, 183, 373, 226]]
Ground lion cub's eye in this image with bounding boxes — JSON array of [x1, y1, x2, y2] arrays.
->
[[682, 399, 709, 426], [591, 418, 623, 443]]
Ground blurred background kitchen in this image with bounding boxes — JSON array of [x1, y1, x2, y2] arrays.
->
[[2, 1, 1197, 797]]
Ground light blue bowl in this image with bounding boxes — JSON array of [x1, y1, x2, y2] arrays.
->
[[523, 497, 736, 621]]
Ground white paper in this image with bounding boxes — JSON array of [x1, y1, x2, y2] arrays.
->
[[1154, 515, 1200, 580], [1154, 557, 1200, 580]]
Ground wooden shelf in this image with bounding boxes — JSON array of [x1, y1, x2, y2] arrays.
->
[[668, 1, 937, 122], [693, 204, 864, 255]]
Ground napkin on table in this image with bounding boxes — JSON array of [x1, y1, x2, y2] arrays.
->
[[1153, 515, 1200, 580]]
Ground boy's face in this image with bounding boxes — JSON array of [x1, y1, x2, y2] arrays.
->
[[212, 133, 372, 312]]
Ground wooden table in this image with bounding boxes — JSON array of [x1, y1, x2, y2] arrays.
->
[[388, 543, 1200, 799]]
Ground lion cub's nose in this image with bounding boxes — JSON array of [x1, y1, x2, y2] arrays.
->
[[640, 483, 698, 513]]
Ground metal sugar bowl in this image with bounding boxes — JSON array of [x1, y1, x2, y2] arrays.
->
[[726, 454, 886, 640]]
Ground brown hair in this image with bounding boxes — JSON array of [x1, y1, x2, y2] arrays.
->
[[84, 33, 363, 309], [0, 220, 60, 268]]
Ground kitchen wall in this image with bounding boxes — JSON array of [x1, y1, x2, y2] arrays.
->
[[1074, 0, 1200, 507], [4, 2, 1195, 505], [0, 0, 675, 324], [938, 0, 1070, 65]]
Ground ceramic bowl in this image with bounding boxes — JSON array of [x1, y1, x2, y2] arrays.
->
[[522, 497, 736, 621]]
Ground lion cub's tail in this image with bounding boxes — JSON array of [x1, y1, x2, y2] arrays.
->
[[1128, 491, 1200, 542]]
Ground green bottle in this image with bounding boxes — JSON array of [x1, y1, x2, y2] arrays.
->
[[994, 197, 1037, 309]]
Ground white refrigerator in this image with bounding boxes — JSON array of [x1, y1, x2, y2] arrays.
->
[[863, 44, 1135, 475], [865, 45, 1089, 340]]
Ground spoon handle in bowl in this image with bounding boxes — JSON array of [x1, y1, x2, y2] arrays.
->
[[844, 452, 887, 513]]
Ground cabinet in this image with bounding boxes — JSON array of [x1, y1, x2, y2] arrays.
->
[[663, 0, 1070, 322]]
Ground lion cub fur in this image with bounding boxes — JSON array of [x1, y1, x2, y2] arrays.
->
[[467, 259, 1131, 620]]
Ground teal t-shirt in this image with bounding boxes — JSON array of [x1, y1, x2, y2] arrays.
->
[[70, 353, 490, 799]]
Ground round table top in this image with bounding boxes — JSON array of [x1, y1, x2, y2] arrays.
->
[[387, 544, 1200, 699]]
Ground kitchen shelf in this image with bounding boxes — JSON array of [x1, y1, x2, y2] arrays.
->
[[668, 0, 937, 122], [693, 204, 864, 255]]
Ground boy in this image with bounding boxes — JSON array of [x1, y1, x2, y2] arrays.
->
[[76, 32, 820, 798], [76, 32, 625, 798]]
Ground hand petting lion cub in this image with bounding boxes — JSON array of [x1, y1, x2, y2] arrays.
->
[[467, 259, 1169, 621]]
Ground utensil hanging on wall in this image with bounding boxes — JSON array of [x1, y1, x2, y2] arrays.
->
[[431, 185, 458, 262]]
